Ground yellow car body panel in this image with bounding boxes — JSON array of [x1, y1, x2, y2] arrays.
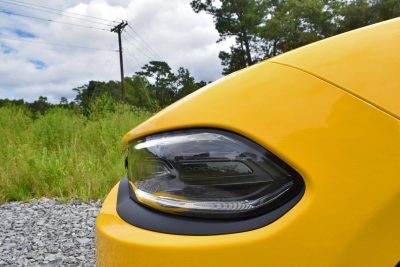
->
[[270, 18, 400, 120], [97, 21, 400, 267]]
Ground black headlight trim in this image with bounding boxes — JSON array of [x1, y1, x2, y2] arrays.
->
[[116, 175, 304, 235], [117, 128, 305, 235]]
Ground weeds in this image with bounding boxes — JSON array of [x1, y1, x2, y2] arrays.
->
[[0, 100, 150, 203]]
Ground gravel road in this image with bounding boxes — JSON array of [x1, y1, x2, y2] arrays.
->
[[0, 198, 101, 266]]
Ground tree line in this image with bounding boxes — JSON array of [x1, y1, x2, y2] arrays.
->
[[0, 61, 207, 116], [1, 0, 399, 115], [73, 61, 207, 114], [191, 0, 400, 74]]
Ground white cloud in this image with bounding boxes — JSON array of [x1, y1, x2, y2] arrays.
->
[[0, 0, 230, 103]]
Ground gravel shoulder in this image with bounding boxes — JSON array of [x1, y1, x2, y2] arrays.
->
[[0, 198, 101, 267]]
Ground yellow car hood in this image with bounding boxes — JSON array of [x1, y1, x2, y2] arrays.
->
[[270, 17, 400, 120], [115, 20, 400, 266]]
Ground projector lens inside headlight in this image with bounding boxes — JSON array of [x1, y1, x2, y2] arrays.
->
[[127, 129, 303, 219]]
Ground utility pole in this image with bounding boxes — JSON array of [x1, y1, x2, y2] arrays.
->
[[111, 21, 128, 104]]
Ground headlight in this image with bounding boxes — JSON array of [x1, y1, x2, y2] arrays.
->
[[127, 129, 303, 219]]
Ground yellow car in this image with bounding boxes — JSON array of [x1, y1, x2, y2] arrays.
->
[[96, 18, 400, 267]]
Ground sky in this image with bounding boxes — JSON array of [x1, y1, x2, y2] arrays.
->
[[0, 0, 230, 103]]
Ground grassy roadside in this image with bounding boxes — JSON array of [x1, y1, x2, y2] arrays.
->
[[0, 102, 151, 203]]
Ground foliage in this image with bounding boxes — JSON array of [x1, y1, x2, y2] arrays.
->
[[136, 61, 206, 107], [136, 61, 178, 107], [261, 0, 341, 56], [125, 75, 158, 111], [337, 0, 400, 33], [176, 67, 207, 99], [191, 0, 400, 74], [70, 61, 206, 112], [191, 0, 267, 74], [0, 99, 150, 203]]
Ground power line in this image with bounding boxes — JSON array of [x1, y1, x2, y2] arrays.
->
[[122, 34, 154, 62], [122, 36, 143, 62], [127, 25, 162, 60], [0, 0, 117, 23], [124, 45, 141, 66], [121, 51, 141, 75], [126, 27, 160, 60], [127, 25, 159, 57], [124, 29, 159, 61], [0, 0, 113, 26], [124, 33, 157, 61], [0, 9, 110, 32], [121, 35, 148, 71], [0, 36, 118, 52]]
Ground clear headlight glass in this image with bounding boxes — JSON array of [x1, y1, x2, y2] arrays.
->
[[127, 129, 303, 219]]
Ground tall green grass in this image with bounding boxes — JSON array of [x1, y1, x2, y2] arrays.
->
[[0, 98, 151, 203]]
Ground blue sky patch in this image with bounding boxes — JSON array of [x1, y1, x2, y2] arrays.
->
[[29, 60, 47, 70], [0, 43, 14, 54], [12, 28, 36, 38]]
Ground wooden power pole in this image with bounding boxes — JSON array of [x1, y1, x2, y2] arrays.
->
[[111, 21, 128, 104]]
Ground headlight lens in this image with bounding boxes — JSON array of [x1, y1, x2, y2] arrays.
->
[[127, 129, 303, 219]]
